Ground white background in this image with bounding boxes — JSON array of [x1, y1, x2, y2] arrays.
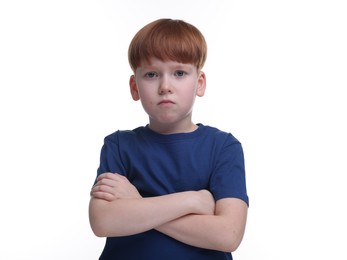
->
[[1, 0, 346, 259]]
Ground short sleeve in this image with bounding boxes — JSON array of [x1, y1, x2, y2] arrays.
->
[[209, 136, 249, 206], [96, 132, 127, 177]]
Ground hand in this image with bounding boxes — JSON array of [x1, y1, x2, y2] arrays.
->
[[194, 189, 215, 215], [91, 172, 142, 202]]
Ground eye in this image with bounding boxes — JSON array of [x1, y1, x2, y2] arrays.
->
[[174, 70, 186, 77], [145, 72, 158, 78]]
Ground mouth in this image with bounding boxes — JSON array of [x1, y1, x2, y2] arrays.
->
[[158, 99, 175, 105]]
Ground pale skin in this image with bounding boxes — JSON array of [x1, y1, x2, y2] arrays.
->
[[89, 58, 248, 252]]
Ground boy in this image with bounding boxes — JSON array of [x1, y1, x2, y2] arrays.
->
[[89, 18, 248, 260]]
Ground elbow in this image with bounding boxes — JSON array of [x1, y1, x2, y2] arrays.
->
[[218, 241, 240, 253], [89, 214, 109, 237], [90, 220, 108, 237], [90, 219, 126, 237], [91, 227, 104, 238], [89, 199, 111, 237], [89, 199, 127, 237], [217, 231, 244, 253], [226, 239, 242, 253]]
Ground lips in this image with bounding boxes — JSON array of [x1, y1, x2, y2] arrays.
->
[[158, 99, 175, 105]]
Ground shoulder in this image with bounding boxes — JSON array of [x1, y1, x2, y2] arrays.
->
[[103, 126, 146, 144], [200, 124, 241, 146]]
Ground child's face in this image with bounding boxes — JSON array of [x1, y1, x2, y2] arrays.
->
[[130, 58, 206, 133]]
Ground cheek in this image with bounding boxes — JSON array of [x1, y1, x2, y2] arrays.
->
[[138, 91, 155, 107], [137, 88, 152, 100], [183, 84, 198, 100], [180, 90, 197, 107]]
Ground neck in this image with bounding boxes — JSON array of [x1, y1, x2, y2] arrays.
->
[[148, 121, 198, 135]]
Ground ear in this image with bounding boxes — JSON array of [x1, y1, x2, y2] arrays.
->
[[196, 71, 206, 97], [129, 75, 140, 101]]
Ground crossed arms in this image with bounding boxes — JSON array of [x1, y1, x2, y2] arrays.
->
[[89, 172, 248, 252]]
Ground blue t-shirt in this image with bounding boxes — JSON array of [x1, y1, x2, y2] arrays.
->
[[96, 124, 248, 260]]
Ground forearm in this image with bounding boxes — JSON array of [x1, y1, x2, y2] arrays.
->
[[89, 191, 203, 237], [156, 198, 248, 252], [156, 214, 234, 252]]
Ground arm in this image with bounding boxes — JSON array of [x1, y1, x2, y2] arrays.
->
[[156, 198, 248, 252], [89, 173, 215, 237]]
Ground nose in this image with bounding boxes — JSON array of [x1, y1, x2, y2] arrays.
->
[[158, 76, 172, 95]]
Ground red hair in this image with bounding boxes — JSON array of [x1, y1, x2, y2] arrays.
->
[[128, 19, 207, 72]]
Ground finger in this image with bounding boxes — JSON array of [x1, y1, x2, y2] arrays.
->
[[97, 172, 113, 181], [91, 183, 116, 200], [91, 191, 115, 202], [97, 172, 124, 182], [92, 183, 115, 194], [96, 177, 117, 187]]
